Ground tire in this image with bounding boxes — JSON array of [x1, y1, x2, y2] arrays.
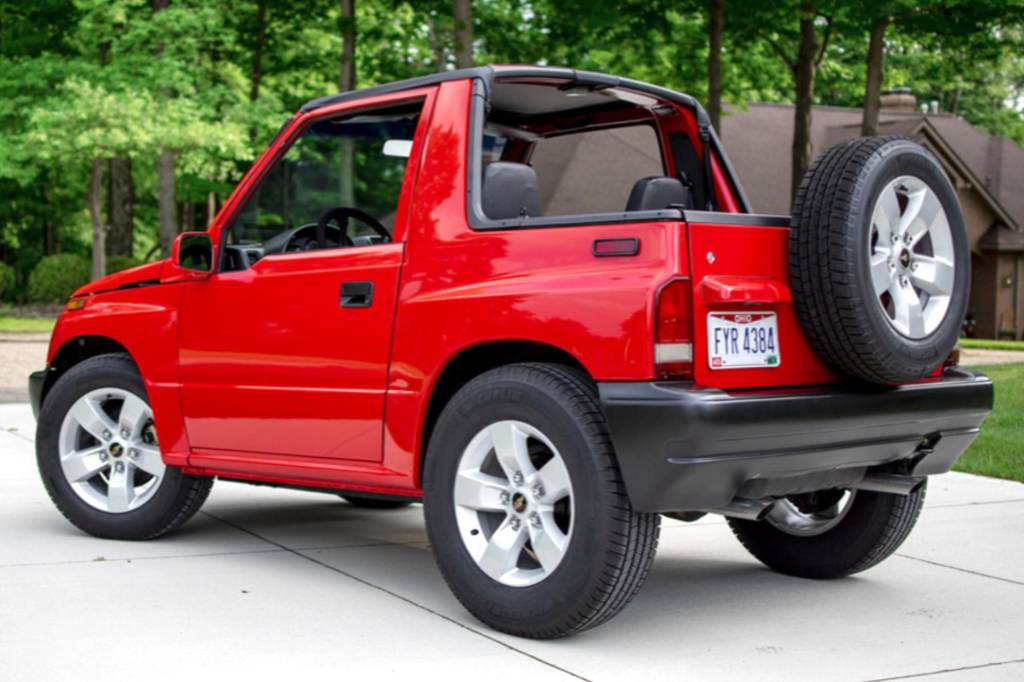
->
[[423, 363, 660, 639], [790, 136, 969, 384], [36, 353, 213, 540], [728, 483, 926, 579], [339, 494, 414, 509]]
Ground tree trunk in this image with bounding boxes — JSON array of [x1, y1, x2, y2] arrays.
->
[[790, 4, 818, 202], [707, 0, 724, 133], [157, 150, 178, 257], [429, 16, 447, 72], [861, 15, 889, 137], [249, 0, 269, 102], [88, 158, 107, 280], [106, 157, 134, 257], [339, 0, 357, 206], [453, 0, 472, 69]]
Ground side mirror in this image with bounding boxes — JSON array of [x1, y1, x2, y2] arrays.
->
[[168, 232, 214, 280]]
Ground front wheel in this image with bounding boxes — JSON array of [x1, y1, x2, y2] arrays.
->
[[728, 483, 926, 579], [36, 353, 213, 540], [423, 363, 660, 639]]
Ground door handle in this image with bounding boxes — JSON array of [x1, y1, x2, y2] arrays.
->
[[340, 281, 374, 308]]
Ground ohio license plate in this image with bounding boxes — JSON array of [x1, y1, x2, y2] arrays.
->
[[707, 312, 780, 370]]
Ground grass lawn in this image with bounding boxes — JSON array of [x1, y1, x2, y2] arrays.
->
[[960, 338, 1024, 352], [955, 363, 1024, 482], [0, 315, 55, 333]]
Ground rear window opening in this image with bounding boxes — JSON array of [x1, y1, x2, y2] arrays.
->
[[469, 76, 726, 229]]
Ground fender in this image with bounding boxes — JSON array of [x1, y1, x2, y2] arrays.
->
[[47, 282, 189, 466]]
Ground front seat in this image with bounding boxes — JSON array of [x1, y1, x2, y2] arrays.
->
[[626, 176, 690, 211], [483, 162, 540, 220]]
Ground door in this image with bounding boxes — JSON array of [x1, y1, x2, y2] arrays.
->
[[178, 96, 429, 462]]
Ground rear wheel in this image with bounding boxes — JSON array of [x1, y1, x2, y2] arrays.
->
[[423, 363, 660, 639], [36, 354, 213, 540], [728, 483, 926, 579]]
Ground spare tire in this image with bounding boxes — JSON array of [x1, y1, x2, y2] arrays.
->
[[790, 136, 969, 385]]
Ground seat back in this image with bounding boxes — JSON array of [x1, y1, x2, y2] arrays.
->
[[625, 176, 689, 211]]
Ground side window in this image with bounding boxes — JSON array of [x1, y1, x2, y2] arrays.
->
[[224, 100, 423, 268], [529, 126, 664, 216]]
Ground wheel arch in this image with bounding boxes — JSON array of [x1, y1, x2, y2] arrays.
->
[[417, 340, 591, 484], [41, 335, 137, 407]]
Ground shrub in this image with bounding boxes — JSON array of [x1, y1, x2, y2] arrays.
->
[[0, 262, 16, 302], [27, 254, 91, 303], [106, 255, 142, 274]]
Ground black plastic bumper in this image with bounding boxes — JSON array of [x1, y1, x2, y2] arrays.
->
[[28, 369, 46, 420], [598, 367, 993, 513]]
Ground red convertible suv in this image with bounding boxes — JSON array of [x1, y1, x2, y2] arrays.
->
[[31, 66, 992, 639]]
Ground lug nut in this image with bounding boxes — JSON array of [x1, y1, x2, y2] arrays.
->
[[509, 517, 521, 531], [120, 428, 130, 439], [499, 490, 510, 504], [512, 472, 524, 486], [904, 233, 913, 244], [891, 234, 898, 244], [114, 462, 125, 473], [102, 430, 112, 440], [532, 484, 545, 498], [530, 512, 541, 528], [900, 276, 909, 287], [99, 452, 109, 462], [129, 448, 139, 459], [911, 262, 919, 271]]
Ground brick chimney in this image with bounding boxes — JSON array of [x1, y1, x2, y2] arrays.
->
[[880, 87, 917, 113]]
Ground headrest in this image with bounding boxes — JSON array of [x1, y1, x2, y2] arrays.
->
[[482, 162, 540, 220], [625, 176, 689, 211]]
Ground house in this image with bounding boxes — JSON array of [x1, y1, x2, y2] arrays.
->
[[721, 94, 1024, 340]]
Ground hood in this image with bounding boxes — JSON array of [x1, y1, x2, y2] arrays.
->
[[72, 259, 168, 297]]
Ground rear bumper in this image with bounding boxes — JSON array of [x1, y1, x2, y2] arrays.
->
[[28, 369, 46, 420], [598, 367, 993, 513]]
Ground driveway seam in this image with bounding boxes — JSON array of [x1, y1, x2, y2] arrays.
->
[[203, 511, 590, 682], [856, 656, 1024, 681], [897, 553, 1024, 587]]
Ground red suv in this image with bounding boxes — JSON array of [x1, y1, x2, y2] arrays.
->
[[31, 66, 992, 639]]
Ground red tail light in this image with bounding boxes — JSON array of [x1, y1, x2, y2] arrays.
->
[[655, 278, 693, 380]]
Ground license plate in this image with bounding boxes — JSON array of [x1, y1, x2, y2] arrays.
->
[[707, 312, 780, 370]]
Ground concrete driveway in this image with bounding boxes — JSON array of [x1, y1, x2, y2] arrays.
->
[[2, 402, 1022, 682]]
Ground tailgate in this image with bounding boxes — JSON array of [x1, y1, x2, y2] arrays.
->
[[686, 214, 838, 390]]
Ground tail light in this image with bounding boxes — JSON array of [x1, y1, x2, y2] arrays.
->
[[655, 278, 693, 379]]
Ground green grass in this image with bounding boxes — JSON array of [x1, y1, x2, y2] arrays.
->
[[955, 363, 1024, 482], [0, 315, 55, 333], [960, 338, 1024, 352]]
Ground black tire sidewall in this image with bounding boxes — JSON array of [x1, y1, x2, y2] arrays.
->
[[37, 354, 193, 539], [423, 370, 618, 633], [853, 143, 969, 370]]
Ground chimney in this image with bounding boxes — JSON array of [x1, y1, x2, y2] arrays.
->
[[880, 87, 917, 113]]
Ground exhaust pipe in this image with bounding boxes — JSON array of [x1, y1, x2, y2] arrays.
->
[[851, 473, 925, 496], [702, 497, 774, 521]]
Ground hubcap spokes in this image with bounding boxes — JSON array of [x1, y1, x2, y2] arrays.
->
[[454, 420, 574, 587], [869, 176, 955, 339], [766, 490, 856, 537], [59, 388, 165, 514]]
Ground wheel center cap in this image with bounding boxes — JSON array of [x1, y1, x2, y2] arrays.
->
[[511, 492, 528, 514], [899, 249, 911, 268], [109, 442, 123, 458]]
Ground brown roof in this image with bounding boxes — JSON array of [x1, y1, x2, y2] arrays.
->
[[720, 102, 1024, 230]]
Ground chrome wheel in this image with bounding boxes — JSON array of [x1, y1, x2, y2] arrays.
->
[[765, 490, 857, 537], [869, 175, 955, 339], [453, 420, 574, 587], [58, 387, 165, 513]]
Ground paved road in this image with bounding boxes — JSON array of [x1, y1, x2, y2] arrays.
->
[[2, 403, 1022, 681]]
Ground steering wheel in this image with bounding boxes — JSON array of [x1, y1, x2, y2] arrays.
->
[[314, 207, 390, 249]]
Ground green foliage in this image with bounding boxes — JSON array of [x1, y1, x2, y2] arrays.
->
[[0, 261, 16, 302], [26, 253, 91, 303], [105, 255, 142, 274]]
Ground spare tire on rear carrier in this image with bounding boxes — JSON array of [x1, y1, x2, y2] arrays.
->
[[789, 136, 969, 385]]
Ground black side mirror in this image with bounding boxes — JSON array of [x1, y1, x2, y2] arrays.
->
[[174, 232, 213, 272]]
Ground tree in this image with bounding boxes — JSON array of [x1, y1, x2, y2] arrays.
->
[[453, 0, 472, 68], [707, 0, 724, 132]]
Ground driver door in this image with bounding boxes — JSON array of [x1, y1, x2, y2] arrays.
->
[[177, 92, 432, 463]]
